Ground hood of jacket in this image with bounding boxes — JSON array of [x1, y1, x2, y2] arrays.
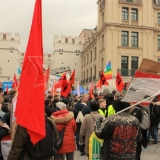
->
[[52, 109, 74, 124]]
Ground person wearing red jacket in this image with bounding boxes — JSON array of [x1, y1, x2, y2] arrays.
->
[[52, 102, 77, 160]]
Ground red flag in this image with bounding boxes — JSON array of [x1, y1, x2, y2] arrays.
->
[[44, 67, 50, 91], [99, 71, 109, 88], [12, 73, 18, 89], [69, 69, 75, 85], [55, 73, 66, 89], [6, 85, 8, 93], [51, 80, 57, 96], [15, 0, 45, 144], [116, 72, 125, 92], [96, 79, 100, 88], [61, 80, 70, 97], [89, 82, 94, 99]]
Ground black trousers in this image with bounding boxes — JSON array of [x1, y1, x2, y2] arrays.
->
[[55, 152, 74, 160], [141, 129, 147, 148]]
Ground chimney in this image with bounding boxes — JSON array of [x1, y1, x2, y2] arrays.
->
[[68, 36, 73, 44], [54, 35, 59, 43], [14, 33, 21, 42], [6, 32, 12, 40], [61, 35, 66, 43]]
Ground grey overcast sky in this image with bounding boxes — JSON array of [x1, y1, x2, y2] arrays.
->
[[0, 0, 97, 53]]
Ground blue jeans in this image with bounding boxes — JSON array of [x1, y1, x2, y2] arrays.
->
[[148, 125, 158, 143]]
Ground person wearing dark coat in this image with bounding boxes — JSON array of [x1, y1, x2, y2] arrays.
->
[[74, 93, 91, 155]]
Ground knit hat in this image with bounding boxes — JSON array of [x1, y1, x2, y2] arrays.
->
[[56, 102, 66, 110], [103, 88, 110, 95]]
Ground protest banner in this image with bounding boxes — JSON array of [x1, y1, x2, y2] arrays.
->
[[89, 132, 103, 160]]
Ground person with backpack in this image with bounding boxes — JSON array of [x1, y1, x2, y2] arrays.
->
[[52, 102, 76, 160], [79, 101, 103, 157], [7, 115, 59, 160]]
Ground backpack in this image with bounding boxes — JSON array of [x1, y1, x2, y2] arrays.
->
[[76, 103, 86, 123], [26, 116, 57, 160], [56, 125, 66, 150], [135, 107, 150, 130]]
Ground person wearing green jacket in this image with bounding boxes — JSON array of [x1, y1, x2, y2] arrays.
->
[[98, 99, 107, 117]]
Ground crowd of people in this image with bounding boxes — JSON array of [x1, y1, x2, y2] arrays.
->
[[0, 85, 159, 160]]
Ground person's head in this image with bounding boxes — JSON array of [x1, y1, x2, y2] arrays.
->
[[112, 90, 116, 96], [74, 95, 78, 101], [47, 95, 53, 101], [103, 88, 110, 95], [54, 94, 60, 102], [114, 93, 122, 100], [56, 102, 66, 110], [81, 93, 89, 103], [0, 88, 4, 96], [45, 99, 50, 107], [98, 99, 106, 109], [90, 101, 99, 111], [61, 98, 69, 105]]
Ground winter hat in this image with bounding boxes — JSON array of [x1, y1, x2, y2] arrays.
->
[[0, 88, 4, 93], [103, 88, 110, 95], [113, 98, 130, 113], [56, 102, 66, 110], [62, 98, 69, 105]]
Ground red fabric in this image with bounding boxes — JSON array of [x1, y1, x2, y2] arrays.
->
[[51, 80, 57, 96], [61, 80, 71, 97], [89, 83, 94, 99], [99, 71, 109, 88], [44, 67, 50, 91], [69, 69, 75, 85], [53, 110, 76, 154], [15, 0, 45, 144], [55, 73, 66, 89], [96, 79, 100, 88], [6, 85, 9, 93], [12, 73, 18, 89], [116, 72, 125, 92]]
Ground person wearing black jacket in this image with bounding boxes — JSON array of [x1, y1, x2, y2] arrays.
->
[[95, 99, 142, 160], [74, 93, 91, 155]]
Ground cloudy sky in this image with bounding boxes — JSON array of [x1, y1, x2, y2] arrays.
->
[[0, 0, 97, 53]]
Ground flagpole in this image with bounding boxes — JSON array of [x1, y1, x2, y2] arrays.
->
[[117, 91, 160, 114]]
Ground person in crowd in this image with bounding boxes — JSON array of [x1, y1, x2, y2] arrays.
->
[[95, 98, 142, 160], [45, 99, 55, 117], [52, 102, 76, 160], [47, 95, 54, 108], [98, 99, 107, 117], [104, 93, 114, 108], [0, 104, 5, 119], [74, 93, 91, 155], [7, 115, 58, 160], [103, 88, 110, 96], [79, 101, 103, 156], [0, 88, 4, 104], [111, 89, 116, 96], [53, 94, 60, 108]]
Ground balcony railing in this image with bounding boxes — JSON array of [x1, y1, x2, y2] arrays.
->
[[118, 68, 137, 77], [119, 0, 141, 4], [89, 77, 92, 82], [93, 76, 96, 81]]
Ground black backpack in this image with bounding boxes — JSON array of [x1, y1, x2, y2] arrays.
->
[[26, 116, 57, 160]]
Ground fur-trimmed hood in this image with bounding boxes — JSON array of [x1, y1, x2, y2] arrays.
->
[[52, 109, 74, 124], [153, 101, 160, 106]]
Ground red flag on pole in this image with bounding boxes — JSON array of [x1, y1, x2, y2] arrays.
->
[[51, 79, 57, 96], [12, 73, 18, 89], [55, 72, 66, 89], [89, 82, 94, 99], [44, 67, 50, 91], [99, 71, 109, 88], [6, 85, 8, 93], [15, 0, 45, 144], [69, 69, 75, 85], [116, 72, 125, 92], [61, 80, 70, 97]]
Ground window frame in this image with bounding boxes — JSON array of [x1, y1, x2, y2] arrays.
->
[[131, 9, 138, 21], [158, 35, 160, 50], [158, 13, 160, 24], [122, 7, 129, 20], [132, 32, 138, 47], [121, 31, 129, 46]]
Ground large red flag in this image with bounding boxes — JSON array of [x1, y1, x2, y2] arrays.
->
[[55, 72, 66, 89], [44, 67, 50, 91], [51, 79, 57, 96], [116, 72, 125, 92], [99, 71, 109, 88], [61, 80, 70, 97], [12, 73, 18, 89], [15, 0, 45, 144]]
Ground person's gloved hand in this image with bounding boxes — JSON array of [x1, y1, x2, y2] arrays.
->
[[95, 117, 103, 130]]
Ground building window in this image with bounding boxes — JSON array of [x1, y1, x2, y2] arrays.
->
[[94, 66, 96, 76], [158, 0, 160, 5], [121, 31, 129, 46], [131, 57, 138, 69], [94, 47, 96, 59], [121, 56, 128, 76], [101, 58, 104, 70], [122, 8, 128, 20], [90, 68, 92, 77], [59, 53, 63, 55], [90, 51, 92, 62], [76, 54, 79, 56], [158, 13, 160, 24], [84, 57, 86, 66], [158, 58, 160, 63], [102, 12, 104, 25], [132, 32, 138, 47], [87, 54, 89, 63], [131, 9, 138, 21], [126, 0, 133, 2], [101, 35, 104, 49], [158, 36, 160, 50]]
